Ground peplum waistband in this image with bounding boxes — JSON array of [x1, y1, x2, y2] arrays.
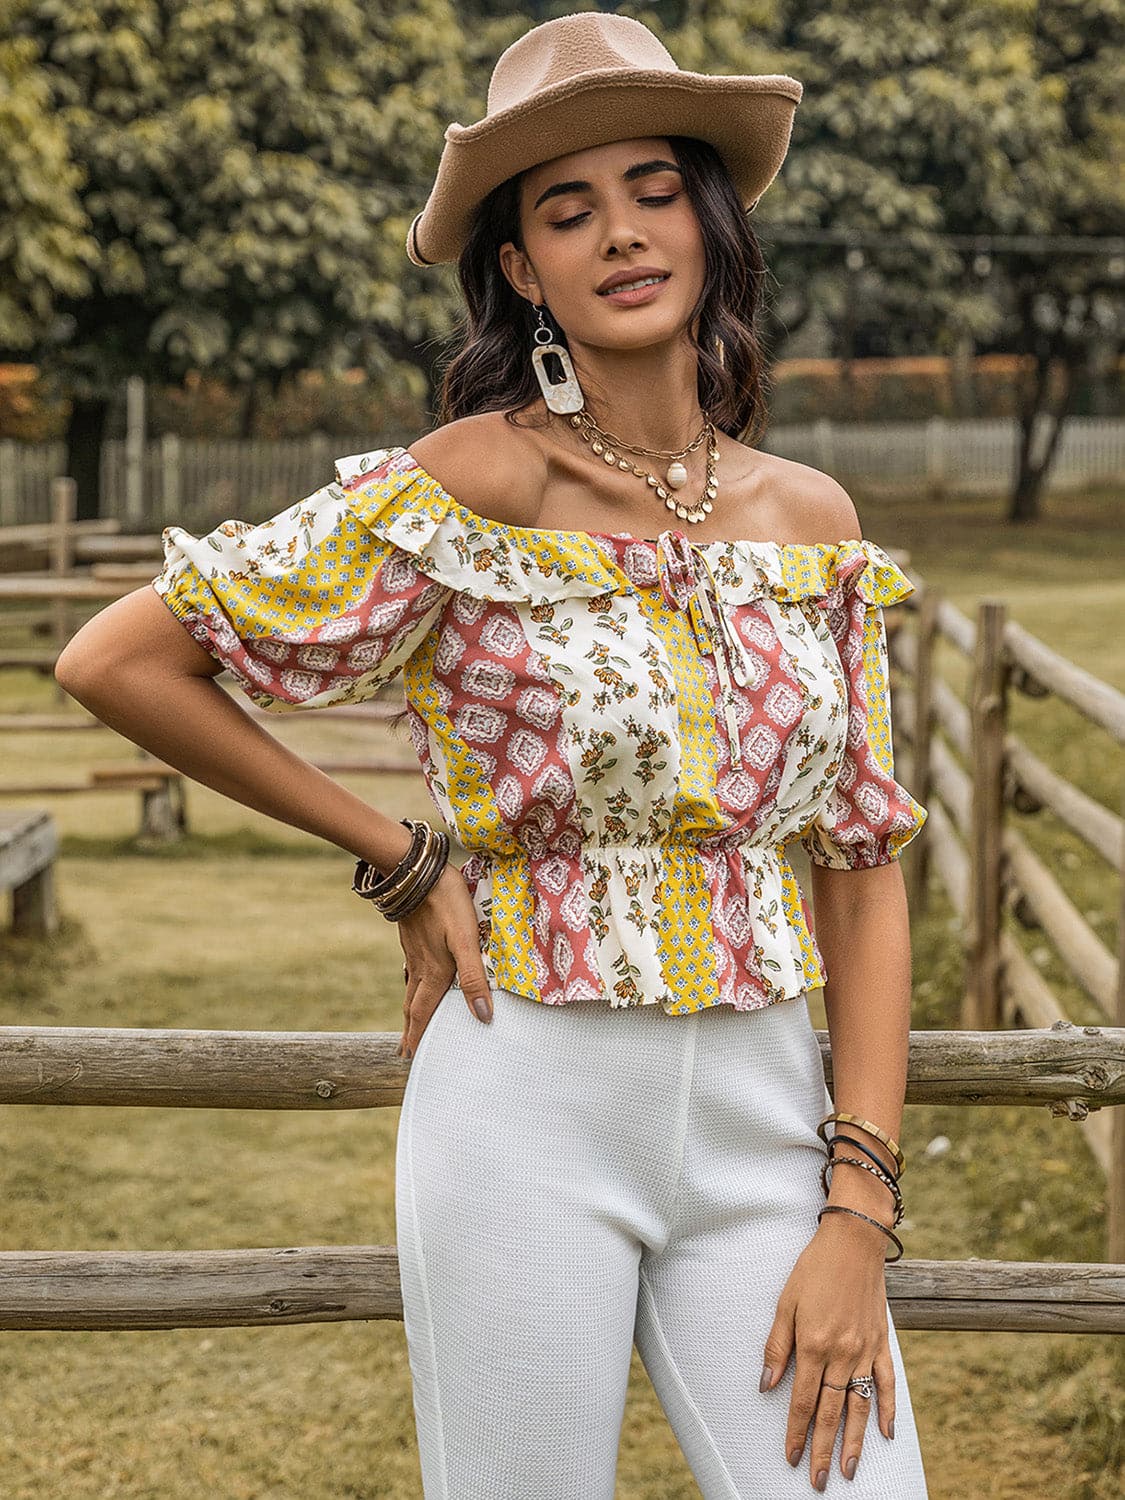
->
[[458, 840, 826, 1015]]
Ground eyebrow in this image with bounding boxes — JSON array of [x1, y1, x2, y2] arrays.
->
[[532, 159, 682, 212]]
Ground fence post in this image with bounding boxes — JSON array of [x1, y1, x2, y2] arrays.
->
[[159, 433, 181, 530], [907, 584, 939, 917], [124, 375, 146, 527], [812, 418, 834, 477], [50, 476, 76, 704], [925, 416, 947, 499], [1110, 783, 1125, 1263], [0, 440, 15, 525], [965, 600, 1008, 1030]]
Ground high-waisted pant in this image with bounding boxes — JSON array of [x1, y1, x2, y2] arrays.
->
[[394, 986, 930, 1499]]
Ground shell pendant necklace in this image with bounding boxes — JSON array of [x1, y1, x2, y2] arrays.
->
[[568, 408, 719, 523]]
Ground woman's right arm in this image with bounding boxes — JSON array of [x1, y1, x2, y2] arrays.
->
[[54, 584, 495, 1050]]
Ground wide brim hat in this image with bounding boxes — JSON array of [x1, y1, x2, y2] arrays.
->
[[406, 12, 803, 268]]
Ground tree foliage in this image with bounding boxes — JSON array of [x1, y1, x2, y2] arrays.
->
[[0, 0, 1119, 520]]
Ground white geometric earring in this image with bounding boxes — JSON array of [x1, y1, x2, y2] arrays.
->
[[530, 304, 585, 414]]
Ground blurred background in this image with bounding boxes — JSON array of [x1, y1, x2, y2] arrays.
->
[[0, 0, 1122, 527]]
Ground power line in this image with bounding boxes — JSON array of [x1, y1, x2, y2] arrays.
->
[[756, 226, 1125, 257]]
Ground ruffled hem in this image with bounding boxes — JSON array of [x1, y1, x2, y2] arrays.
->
[[457, 840, 826, 1018], [333, 446, 916, 611]]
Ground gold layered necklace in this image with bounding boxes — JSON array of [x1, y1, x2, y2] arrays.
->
[[568, 407, 719, 524]]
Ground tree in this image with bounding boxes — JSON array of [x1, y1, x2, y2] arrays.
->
[[644, 0, 1122, 516], [0, 16, 97, 356], [996, 0, 1124, 521], [1, 0, 472, 517]]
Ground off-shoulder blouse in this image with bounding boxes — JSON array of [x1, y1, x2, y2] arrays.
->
[[150, 444, 927, 1016]]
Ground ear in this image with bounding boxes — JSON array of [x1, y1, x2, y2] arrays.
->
[[498, 242, 541, 305]]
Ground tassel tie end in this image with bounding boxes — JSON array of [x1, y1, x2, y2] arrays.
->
[[656, 530, 765, 770]]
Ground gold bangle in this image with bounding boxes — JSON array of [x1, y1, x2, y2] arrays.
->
[[817, 1112, 905, 1177], [376, 822, 436, 911]]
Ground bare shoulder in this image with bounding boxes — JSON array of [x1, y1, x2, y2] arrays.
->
[[405, 413, 545, 525], [736, 448, 863, 545]]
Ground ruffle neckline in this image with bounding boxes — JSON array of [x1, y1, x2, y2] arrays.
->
[[333, 445, 916, 610]]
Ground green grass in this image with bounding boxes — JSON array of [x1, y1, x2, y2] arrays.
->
[[1, 482, 1123, 1499]]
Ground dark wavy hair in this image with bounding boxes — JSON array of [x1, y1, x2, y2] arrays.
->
[[434, 135, 774, 443]]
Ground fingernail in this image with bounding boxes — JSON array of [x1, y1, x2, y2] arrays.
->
[[815, 1469, 828, 1492], [788, 1447, 802, 1468], [403, 1046, 413, 1060], [889, 1418, 895, 1439], [472, 997, 492, 1022], [845, 1455, 858, 1480], [758, 1365, 773, 1393]]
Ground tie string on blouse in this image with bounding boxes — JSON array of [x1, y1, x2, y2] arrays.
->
[[655, 530, 770, 771]]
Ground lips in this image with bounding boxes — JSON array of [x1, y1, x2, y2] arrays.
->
[[596, 270, 670, 295]]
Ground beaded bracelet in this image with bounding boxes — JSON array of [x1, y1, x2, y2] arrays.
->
[[822, 1153, 905, 1228], [816, 1204, 904, 1262]]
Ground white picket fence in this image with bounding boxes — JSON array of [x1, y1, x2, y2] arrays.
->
[[1, 416, 1122, 529]]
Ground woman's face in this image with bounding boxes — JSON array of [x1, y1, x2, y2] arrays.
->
[[499, 136, 706, 354]]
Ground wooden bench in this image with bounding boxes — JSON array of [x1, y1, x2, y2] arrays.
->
[[0, 809, 58, 936], [0, 764, 186, 842]]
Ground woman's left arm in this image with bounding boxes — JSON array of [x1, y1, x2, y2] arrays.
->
[[759, 859, 912, 1491]]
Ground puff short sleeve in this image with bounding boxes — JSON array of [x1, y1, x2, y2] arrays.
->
[[150, 459, 452, 711], [797, 548, 927, 870]]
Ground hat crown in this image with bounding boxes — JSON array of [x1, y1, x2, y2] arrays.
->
[[486, 13, 677, 116]]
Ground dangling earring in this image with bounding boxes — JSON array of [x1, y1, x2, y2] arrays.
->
[[714, 334, 726, 368], [530, 304, 585, 415]]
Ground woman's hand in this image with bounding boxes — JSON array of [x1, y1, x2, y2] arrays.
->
[[760, 1214, 895, 1490], [393, 863, 494, 1058]]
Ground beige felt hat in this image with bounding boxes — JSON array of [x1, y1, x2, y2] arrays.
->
[[406, 12, 803, 268]]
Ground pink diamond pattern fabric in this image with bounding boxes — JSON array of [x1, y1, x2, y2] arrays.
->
[[151, 445, 927, 1016]]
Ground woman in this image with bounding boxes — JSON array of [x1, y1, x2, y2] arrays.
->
[[56, 12, 931, 1499]]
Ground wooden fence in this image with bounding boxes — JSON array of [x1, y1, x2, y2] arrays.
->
[[3, 417, 1123, 528], [2, 488, 1124, 1335], [888, 574, 1125, 1260], [0, 1021, 1122, 1332]]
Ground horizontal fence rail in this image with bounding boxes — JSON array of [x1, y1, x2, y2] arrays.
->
[[2, 1021, 1121, 1112], [1, 1246, 1120, 1335]]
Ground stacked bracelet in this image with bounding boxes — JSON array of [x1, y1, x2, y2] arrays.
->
[[352, 818, 450, 920], [821, 1141, 905, 1228], [815, 1110, 907, 1263], [816, 1111, 905, 1177]]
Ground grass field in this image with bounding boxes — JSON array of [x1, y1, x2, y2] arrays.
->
[[1, 481, 1122, 1499]]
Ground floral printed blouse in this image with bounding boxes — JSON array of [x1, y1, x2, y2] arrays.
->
[[151, 444, 927, 1017]]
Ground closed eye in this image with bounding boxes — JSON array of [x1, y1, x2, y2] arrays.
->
[[550, 193, 680, 230]]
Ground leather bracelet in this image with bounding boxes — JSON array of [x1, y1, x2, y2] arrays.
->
[[353, 819, 426, 901], [378, 829, 449, 919], [375, 822, 439, 914], [378, 830, 449, 919], [351, 819, 449, 921], [826, 1131, 902, 1183], [817, 1204, 904, 1263]]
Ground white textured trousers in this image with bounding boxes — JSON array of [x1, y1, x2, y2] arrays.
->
[[395, 986, 930, 1499]]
